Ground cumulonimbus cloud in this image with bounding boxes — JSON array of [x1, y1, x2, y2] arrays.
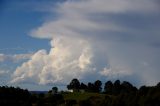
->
[[11, 37, 94, 85], [12, 0, 160, 86]]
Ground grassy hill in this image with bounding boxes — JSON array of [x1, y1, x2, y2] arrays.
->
[[62, 92, 106, 101], [62, 92, 117, 106]]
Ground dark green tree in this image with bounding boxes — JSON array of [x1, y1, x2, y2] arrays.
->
[[87, 82, 95, 92], [121, 81, 137, 94], [80, 83, 88, 90], [94, 80, 102, 92], [104, 81, 113, 94], [113, 80, 121, 95], [139, 85, 149, 96], [52, 87, 58, 93], [67, 78, 80, 91]]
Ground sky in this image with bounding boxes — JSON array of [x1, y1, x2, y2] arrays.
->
[[0, 0, 160, 91]]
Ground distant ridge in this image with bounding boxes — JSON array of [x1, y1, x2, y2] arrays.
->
[[30, 91, 48, 94]]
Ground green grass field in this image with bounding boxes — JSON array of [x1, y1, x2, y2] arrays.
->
[[62, 92, 106, 101]]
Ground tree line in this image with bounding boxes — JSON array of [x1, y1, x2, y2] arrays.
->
[[0, 86, 31, 106], [0, 79, 159, 106], [67, 79, 138, 94], [67, 79, 102, 93], [67, 79, 160, 106]]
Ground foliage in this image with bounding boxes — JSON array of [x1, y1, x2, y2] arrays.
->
[[0, 86, 31, 106], [104, 80, 113, 94], [0, 79, 160, 106], [65, 79, 160, 106], [52, 86, 58, 93], [67, 78, 80, 91]]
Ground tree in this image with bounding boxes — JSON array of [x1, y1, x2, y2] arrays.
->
[[87, 82, 95, 92], [80, 83, 87, 90], [94, 80, 102, 92], [139, 85, 149, 96], [121, 81, 137, 94], [52, 87, 58, 94], [67, 78, 80, 91], [114, 80, 120, 86], [104, 81, 113, 94], [113, 80, 121, 95], [156, 82, 160, 87]]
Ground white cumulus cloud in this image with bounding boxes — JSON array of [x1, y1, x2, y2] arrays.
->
[[11, 37, 95, 85]]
